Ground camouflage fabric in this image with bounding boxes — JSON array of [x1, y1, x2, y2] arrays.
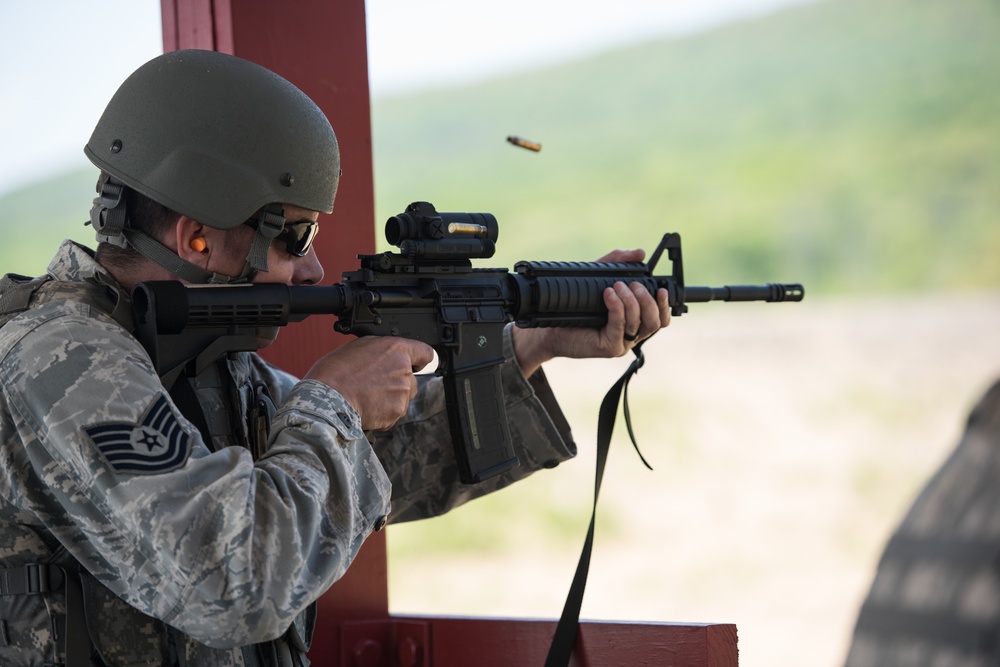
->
[[0, 240, 576, 666], [844, 379, 1000, 667]]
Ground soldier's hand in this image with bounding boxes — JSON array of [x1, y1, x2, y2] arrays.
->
[[304, 337, 435, 430], [511, 249, 670, 378]]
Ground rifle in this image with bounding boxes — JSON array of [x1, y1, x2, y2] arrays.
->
[[132, 201, 803, 484]]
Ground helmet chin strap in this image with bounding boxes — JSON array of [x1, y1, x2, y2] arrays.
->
[[122, 228, 256, 284], [90, 177, 283, 285]]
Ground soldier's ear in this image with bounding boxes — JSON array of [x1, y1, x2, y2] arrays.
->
[[175, 217, 211, 264]]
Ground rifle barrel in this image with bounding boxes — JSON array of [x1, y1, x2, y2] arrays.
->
[[683, 283, 804, 304]]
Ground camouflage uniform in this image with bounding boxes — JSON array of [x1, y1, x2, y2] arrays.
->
[[0, 241, 575, 666], [844, 379, 1000, 667]]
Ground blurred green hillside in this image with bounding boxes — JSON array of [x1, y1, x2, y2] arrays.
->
[[1, 169, 99, 277], [4, 0, 999, 293]]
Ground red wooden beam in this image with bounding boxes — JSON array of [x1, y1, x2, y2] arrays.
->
[[161, 2, 387, 663], [348, 617, 739, 667]]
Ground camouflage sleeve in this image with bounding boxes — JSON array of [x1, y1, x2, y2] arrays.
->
[[0, 300, 391, 648], [374, 324, 577, 523]]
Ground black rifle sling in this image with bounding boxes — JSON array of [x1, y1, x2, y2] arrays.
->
[[168, 376, 215, 449], [544, 343, 653, 667]]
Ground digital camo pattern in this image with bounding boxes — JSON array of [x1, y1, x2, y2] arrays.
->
[[0, 241, 577, 665], [81, 573, 173, 665], [0, 241, 391, 664], [845, 378, 1000, 667]]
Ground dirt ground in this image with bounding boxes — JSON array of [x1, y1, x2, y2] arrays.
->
[[386, 291, 1000, 666]]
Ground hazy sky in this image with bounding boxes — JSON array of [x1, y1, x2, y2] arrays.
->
[[0, 0, 816, 198]]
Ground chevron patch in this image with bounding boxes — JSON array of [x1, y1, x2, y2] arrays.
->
[[85, 395, 192, 474]]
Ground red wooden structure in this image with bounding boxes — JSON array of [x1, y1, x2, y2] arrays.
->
[[161, 1, 739, 664]]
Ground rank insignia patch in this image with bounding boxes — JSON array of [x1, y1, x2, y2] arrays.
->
[[84, 395, 192, 474]]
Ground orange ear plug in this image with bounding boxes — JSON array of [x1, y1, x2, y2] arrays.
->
[[190, 237, 207, 253]]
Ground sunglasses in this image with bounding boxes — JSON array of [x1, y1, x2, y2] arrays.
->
[[245, 215, 319, 257]]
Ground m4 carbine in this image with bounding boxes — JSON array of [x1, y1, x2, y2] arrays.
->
[[132, 201, 803, 484]]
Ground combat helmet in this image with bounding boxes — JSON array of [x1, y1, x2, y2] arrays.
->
[[85, 49, 340, 283]]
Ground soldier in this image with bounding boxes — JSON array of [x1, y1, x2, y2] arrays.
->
[[0, 50, 669, 666]]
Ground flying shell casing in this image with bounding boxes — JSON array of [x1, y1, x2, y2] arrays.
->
[[506, 135, 542, 152]]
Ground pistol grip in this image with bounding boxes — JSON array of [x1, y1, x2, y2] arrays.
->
[[444, 365, 520, 484]]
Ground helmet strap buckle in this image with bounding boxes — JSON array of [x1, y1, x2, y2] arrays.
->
[[245, 205, 286, 274], [89, 177, 129, 247]]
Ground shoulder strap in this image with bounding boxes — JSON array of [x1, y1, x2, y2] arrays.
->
[[0, 555, 90, 667], [0, 274, 51, 326], [169, 376, 216, 449], [0, 271, 132, 330]]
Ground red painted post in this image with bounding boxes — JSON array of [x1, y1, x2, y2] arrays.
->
[[161, 0, 387, 662]]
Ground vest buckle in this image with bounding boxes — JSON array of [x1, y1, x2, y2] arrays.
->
[[26, 563, 49, 594]]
